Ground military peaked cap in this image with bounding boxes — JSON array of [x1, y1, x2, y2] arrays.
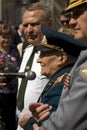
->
[[41, 25, 87, 57]]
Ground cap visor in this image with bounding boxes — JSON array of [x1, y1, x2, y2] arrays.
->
[[36, 46, 51, 51]]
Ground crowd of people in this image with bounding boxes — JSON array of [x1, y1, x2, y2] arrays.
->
[[0, 0, 87, 130]]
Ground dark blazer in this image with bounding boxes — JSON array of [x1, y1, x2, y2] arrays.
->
[[13, 31, 23, 45], [24, 64, 74, 130]]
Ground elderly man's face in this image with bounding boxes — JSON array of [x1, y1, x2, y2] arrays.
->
[[68, 5, 87, 43], [37, 50, 65, 78]]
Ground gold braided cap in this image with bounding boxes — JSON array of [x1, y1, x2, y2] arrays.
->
[[65, 0, 87, 11], [41, 36, 64, 51]]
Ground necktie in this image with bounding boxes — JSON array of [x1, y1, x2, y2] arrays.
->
[[17, 47, 35, 111]]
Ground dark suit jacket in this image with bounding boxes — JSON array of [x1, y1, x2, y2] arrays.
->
[[13, 31, 23, 45]]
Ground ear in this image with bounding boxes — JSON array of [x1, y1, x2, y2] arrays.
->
[[61, 52, 68, 64], [56, 51, 68, 66]]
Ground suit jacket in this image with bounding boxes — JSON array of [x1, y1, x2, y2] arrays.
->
[[13, 31, 22, 45], [40, 50, 87, 130], [24, 64, 73, 130]]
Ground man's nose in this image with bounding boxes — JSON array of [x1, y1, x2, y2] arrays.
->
[[69, 18, 77, 28], [37, 57, 41, 63], [27, 24, 33, 31], [69, 18, 77, 24]]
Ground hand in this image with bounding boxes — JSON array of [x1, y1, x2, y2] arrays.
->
[[33, 124, 40, 130], [29, 103, 52, 122], [64, 73, 71, 87], [18, 114, 32, 128]]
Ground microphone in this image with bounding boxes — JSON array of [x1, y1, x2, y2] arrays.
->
[[0, 71, 36, 80]]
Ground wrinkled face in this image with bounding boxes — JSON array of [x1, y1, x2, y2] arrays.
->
[[0, 34, 11, 49], [37, 50, 63, 77], [69, 5, 87, 43], [22, 9, 47, 46]]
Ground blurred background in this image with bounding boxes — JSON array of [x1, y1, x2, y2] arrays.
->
[[0, 0, 69, 27]]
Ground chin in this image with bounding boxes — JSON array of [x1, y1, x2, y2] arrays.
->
[[74, 32, 83, 39], [29, 40, 39, 46], [41, 72, 47, 76], [41, 72, 44, 75]]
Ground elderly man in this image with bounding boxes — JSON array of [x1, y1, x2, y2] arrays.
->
[[29, 0, 87, 130]]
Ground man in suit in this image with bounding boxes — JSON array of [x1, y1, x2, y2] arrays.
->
[[27, 0, 87, 130], [16, 2, 55, 130]]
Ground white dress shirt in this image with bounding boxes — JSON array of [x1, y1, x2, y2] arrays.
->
[[17, 45, 49, 130]]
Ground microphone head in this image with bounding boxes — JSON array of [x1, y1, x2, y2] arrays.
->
[[27, 71, 36, 80]]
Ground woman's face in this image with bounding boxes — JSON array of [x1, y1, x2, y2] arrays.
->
[[0, 34, 11, 49]]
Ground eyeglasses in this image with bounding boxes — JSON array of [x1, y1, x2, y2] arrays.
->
[[60, 20, 69, 26]]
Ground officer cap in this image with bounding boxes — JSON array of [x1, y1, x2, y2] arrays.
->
[[65, 0, 87, 11], [39, 25, 87, 57]]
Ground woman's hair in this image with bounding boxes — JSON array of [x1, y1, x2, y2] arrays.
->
[[0, 22, 13, 36]]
